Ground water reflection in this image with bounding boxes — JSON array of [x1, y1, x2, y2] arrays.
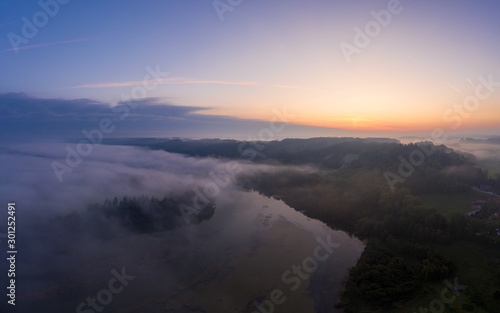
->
[[16, 190, 364, 313]]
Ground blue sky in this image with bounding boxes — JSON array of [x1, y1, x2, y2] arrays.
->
[[1, 0, 500, 140]]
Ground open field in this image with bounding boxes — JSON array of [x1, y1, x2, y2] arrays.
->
[[419, 190, 496, 220], [477, 159, 500, 179], [433, 241, 500, 312]]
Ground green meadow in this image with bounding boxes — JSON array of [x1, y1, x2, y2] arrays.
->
[[419, 190, 495, 220]]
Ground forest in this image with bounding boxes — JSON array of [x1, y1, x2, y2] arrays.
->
[[51, 194, 215, 241]]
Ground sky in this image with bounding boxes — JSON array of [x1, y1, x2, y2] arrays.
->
[[1, 0, 500, 140]]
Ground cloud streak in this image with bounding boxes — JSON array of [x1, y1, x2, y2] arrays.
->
[[0, 93, 353, 142], [444, 81, 462, 93], [272, 84, 331, 94], [4, 38, 88, 52], [72, 78, 260, 89]]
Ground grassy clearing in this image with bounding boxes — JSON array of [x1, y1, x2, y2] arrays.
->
[[434, 241, 500, 312], [477, 159, 500, 179], [419, 190, 495, 220]]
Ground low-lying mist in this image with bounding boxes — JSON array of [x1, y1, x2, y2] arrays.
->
[[445, 140, 500, 177], [0, 142, 314, 312]]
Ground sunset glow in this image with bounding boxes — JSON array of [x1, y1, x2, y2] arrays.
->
[[1, 0, 499, 139]]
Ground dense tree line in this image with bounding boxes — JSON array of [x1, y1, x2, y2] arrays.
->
[[339, 238, 455, 312], [339, 241, 420, 311], [90, 195, 215, 233], [51, 195, 215, 239], [109, 138, 491, 194]]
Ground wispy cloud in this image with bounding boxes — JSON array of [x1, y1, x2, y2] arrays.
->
[[0, 93, 348, 142], [72, 78, 330, 93], [467, 77, 477, 89], [181, 80, 259, 86], [72, 79, 176, 89], [273, 84, 330, 93], [444, 81, 462, 93], [326, 115, 408, 131], [0, 21, 18, 27], [72, 78, 260, 89], [4, 38, 88, 52]]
